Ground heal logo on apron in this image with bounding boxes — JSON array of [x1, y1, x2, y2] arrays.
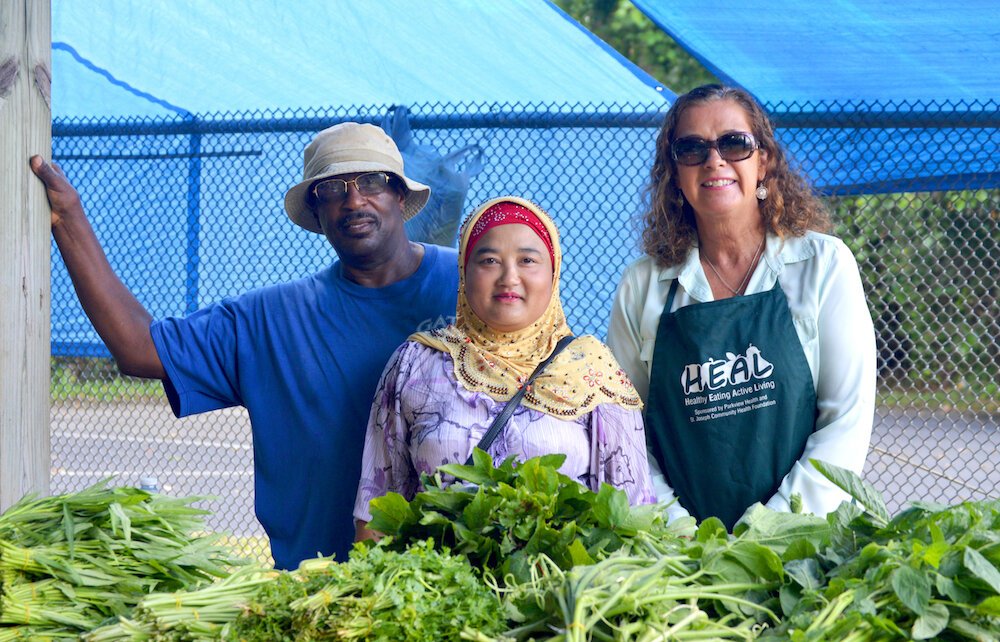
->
[[680, 343, 776, 417], [646, 280, 816, 529]]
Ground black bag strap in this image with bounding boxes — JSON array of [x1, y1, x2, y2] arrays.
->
[[464, 335, 575, 466]]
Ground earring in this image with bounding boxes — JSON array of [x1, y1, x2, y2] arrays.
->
[[755, 183, 768, 201]]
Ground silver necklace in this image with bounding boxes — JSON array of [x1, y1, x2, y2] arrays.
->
[[702, 235, 765, 296]]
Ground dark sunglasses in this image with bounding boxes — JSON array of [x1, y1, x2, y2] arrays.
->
[[670, 132, 759, 166], [312, 172, 391, 203]]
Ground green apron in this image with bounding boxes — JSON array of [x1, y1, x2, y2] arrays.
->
[[646, 279, 817, 529]]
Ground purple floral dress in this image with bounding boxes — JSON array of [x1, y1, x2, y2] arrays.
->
[[354, 342, 656, 521]]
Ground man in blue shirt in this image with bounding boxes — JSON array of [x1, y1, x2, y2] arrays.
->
[[31, 123, 459, 569]]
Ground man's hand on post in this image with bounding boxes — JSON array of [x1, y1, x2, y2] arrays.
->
[[30, 155, 83, 229]]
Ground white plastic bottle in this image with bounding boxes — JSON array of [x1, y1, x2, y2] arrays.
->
[[140, 476, 160, 493]]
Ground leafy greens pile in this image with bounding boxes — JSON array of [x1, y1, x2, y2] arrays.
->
[[4, 454, 998, 640], [758, 461, 1000, 641], [368, 452, 1000, 641], [0, 481, 245, 641], [367, 449, 695, 583]]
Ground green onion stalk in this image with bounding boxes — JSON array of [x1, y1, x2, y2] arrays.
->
[[494, 553, 776, 642], [0, 481, 252, 640], [82, 567, 274, 641]]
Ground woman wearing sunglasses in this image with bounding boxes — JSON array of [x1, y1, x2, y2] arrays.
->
[[608, 84, 876, 530], [354, 197, 655, 540]]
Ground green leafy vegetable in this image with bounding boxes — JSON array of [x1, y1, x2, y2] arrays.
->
[[368, 451, 691, 582], [228, 540, 504, 642], [810, 458, 890, 524]]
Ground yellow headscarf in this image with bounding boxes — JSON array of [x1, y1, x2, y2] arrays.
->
[[410, 196, 641, 419]]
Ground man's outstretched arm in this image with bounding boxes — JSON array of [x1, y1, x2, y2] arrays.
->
[[32, 156, 165, 378]]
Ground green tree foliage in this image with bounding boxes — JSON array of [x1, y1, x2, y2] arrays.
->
[[555, 0, 719, 93], [832, 190, 1000, 404]]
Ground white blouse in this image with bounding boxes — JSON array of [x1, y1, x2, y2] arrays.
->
[[608, 231, 877, 521]]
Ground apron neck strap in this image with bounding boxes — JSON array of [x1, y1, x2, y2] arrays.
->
[[666, 279, 680, 311]]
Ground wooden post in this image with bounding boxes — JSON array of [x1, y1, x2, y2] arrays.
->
[[0, 0, 52, 510]]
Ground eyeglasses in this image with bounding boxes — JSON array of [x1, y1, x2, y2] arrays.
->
[[311, 172, 392, 203], [670, 132, 759, 166]]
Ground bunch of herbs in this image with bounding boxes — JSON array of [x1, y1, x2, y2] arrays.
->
[[228, 539, 505, 641]]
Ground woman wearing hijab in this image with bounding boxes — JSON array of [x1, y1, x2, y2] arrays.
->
[[608, 84, 876, 530], [354, 196, 655, 538]]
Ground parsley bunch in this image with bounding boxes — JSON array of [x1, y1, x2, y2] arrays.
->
[[229, 540, 504, 641]]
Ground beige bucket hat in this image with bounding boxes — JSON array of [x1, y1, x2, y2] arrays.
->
[[283, 122, 430, 233]]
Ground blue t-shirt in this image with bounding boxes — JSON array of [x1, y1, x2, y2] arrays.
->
[[150, 244, 458, 569]]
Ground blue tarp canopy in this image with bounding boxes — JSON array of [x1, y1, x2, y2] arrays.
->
[[53, 0, 669, 118], [632, 0, 1000, 194]]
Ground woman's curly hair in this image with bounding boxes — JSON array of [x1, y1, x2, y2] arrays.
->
[[642, 84, 830, 267]]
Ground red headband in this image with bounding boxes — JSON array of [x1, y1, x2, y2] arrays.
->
[[464, 201, 554, 269]]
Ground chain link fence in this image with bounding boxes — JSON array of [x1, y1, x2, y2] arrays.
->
[[48, 101, 999, 562]]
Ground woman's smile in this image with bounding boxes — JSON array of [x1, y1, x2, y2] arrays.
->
[[701, 177, 737, 188]]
